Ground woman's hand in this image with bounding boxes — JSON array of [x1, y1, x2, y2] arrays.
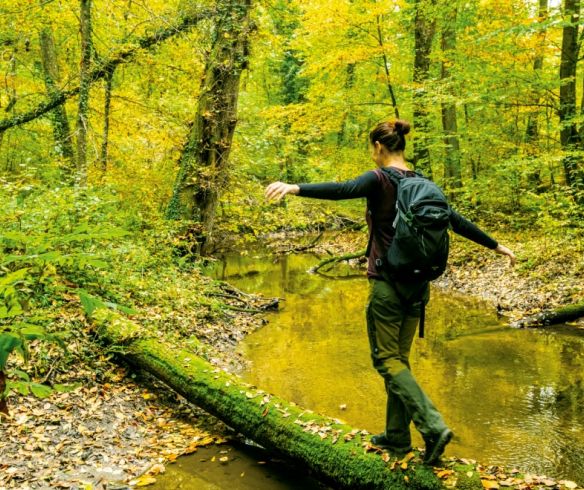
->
[[495, 244, 516, 266], [265, 182, 300, 201]]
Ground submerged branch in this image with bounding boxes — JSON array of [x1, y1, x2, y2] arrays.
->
[[273, 232, 324, 255], [310, 250, 366, 273]]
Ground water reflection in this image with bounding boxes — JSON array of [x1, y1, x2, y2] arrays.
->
[[212, 252, 584, 484]]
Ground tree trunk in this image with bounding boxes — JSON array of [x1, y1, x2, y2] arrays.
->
[[559, 0, 584, 196], [440, 3, 462, 195], [412, 0, 436, 178], [337, 63, 355, 147], [523, 0, 548, 192], [166, 0, 253, 255], [75, 0, 92, 187], [100, 67, 115, 175], [88, 307, 462, 490], [375, 15, 399, 118], [39, 26, 75, 165], [512, 301, 584, 328], [524, 0, 548, 145], [0, 370, 8, 416], [0, 9, 212, 134]]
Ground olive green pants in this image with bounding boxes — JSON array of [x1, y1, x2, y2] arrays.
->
[[366, 278, 447, 444]]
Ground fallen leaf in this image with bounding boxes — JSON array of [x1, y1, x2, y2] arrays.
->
[[437, 470, 454, 479], [130, 475, 157, 487], [147, 463, 165, 476], [401, 452, 415, 464], [481, 480, 499, 489]]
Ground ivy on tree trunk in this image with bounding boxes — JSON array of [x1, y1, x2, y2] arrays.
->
[[166, 0, 253, 255], [559, 0, 584, 200], [440, 2, 462, 196], [412, 0, 436, 177], [75, 0, 93, 187], [39, 26, 75, 166]]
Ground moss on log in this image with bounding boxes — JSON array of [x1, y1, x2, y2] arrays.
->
[[512, 301, 584, 328], [89, 308, 446, 489]]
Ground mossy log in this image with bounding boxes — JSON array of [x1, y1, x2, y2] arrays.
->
[[512, 301, 584, 328], [89, 308, 451, 490]]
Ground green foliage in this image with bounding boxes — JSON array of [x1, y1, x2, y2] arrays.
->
[[0, 180, 142, 402]]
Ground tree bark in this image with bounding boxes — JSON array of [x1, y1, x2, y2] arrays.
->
[[0, 9, 212, 134], [100, 67, 115, 175], [75, 0, 93, 187], [512, 301, 584, 328], [39, 26, 75, 165], [87, 307, 453, 490], [412, 0, 436, 177], [440, 3, 462, 194], [166, 0, 253, 255], [524, 0, 548, 144], [559, 0, 584, 196], [0, 371, 8, 416]]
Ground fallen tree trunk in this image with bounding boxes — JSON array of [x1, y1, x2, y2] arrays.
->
[[0, 8, 212, 134], [512, 301, 584, 328], [310, 249, 366, 273], [88, 307, 449, 490]]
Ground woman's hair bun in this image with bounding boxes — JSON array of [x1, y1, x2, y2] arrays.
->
[[394, 119, 411, 136]]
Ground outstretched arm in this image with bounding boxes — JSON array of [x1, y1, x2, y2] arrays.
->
[[265, 171, 379, 202], [450, 211, 516, 265], [493, 243, 516, 266], [265, 182, 300, 201]]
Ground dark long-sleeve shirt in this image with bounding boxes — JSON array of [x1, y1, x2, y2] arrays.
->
[[298, 169, 498, 279]]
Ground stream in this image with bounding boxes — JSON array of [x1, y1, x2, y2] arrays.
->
[[154, 251, 584, 488]]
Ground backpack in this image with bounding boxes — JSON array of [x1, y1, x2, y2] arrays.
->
[[368, 167, 451, 337], [380, 167, 451, 282]]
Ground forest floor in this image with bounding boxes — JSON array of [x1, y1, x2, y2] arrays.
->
[[1, 227, 583, 489], [0, 275, 270, 490]]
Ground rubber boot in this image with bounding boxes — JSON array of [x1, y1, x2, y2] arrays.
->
[[388, 368, 452, 464]]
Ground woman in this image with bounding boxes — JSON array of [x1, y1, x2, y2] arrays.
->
[[265, 119, 516, 465]]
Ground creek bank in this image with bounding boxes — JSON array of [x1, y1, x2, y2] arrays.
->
[[87, 307, 446, 490], [0, 272, 272, 489], [265, 229, 584, 324]]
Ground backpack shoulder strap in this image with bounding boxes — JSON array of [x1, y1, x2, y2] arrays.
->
[[379, 166, 405, 187], [365, 168, 393, 257]]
